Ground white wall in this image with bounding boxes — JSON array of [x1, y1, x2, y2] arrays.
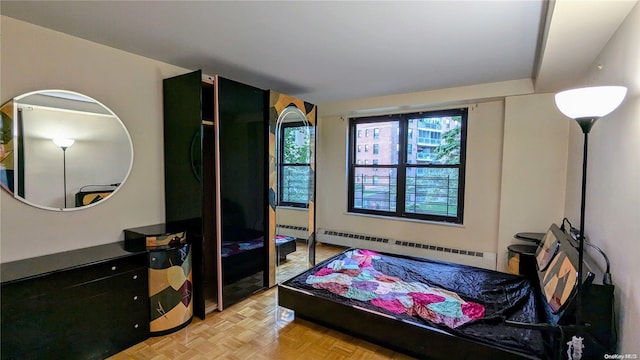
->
[[316, 79, 570, 265], [0, 16, 189, 262], [496, 93, 569, 270], [317, 100, 506, 255], [276, 207, 308, 228], [562, 3, 640, 353], [21, 109, 130, 209]]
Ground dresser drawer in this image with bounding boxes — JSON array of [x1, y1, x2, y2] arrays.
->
[[2, 254, 147, 301], [1, 256, 150, 360]]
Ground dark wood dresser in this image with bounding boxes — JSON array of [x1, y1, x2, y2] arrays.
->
[[1, 242, 149, 359]]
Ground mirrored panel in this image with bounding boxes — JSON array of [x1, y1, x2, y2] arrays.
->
[[275, 108, 313, 282], [0, 90, 133, 211]]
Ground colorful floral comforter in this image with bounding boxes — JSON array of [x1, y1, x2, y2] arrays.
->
[[305, 249, 484, 328]]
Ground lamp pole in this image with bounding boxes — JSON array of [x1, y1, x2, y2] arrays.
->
[[574, 117, 597, 330], [53, 138, 75, 208], [61, 145, 68, 208]]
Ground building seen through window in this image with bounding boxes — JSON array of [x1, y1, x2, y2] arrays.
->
[[348, 108, 467, 223]]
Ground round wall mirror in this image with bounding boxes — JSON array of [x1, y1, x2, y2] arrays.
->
[[0, 90, 133, 211]]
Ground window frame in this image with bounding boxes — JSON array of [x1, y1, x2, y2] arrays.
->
[[279, 121, 311, 208], [347, 108, 468, 224]]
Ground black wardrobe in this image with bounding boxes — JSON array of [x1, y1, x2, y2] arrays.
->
[[163, 70, 268, 316]]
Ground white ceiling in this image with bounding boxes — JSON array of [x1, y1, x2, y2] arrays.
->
[[1, 1, 636, 104]]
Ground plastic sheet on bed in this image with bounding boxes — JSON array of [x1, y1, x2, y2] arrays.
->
[[283, 248, 546, 357]]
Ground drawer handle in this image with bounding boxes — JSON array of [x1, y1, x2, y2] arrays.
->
[[133, 296, 138, 301], [133, 275, 138, 280], [111, 266, 117, 271]]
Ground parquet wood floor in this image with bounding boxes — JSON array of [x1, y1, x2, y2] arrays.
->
[[110, 243, 413, 359], [276, 241, 341, 284]]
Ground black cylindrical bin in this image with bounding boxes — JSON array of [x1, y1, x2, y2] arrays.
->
[[507, 244, 538, 280]]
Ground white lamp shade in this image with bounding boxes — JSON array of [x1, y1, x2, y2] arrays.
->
[[555, 86, 627, 119], [53, 138, 75, 148]]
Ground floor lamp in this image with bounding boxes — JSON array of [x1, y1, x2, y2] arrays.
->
[[53, 138, 75, 208], [554, 85, 626, 358]]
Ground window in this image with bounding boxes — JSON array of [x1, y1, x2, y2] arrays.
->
[[373, 128, 380, 139], [365, 129, 370, 137], [280, 122, 312, 207], [358, 129, 362, 138], [365, 144, 369, 152], [348, 108, 467, 223], [357, 145, 362, 153]]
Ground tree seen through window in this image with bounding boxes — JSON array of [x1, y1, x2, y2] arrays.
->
[[349, 108, 467, 223]]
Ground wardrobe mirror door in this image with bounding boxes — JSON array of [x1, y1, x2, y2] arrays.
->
[[218, 77, 267, 308], [274, 106, 314, 284]]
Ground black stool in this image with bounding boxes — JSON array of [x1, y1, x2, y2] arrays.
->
[[507, 244, 538, 279], [514, 232, 545, 245]]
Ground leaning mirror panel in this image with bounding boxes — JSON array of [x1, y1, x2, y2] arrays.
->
[[0, 90, 133, 211], [274, 105, 316, 283]]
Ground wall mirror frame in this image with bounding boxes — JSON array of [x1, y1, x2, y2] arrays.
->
[[0, 90, 134, 211], [268, 91, 317, 286]]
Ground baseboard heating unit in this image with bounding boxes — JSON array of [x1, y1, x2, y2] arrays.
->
[[317, 228, 496, 270], [276, 224, 308, 240]]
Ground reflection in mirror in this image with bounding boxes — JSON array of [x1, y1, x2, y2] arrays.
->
[[0, 90, 133, 211], [274, 107, 312, 283], [280, 121, 311, 207], [190, 129, 202, 181]]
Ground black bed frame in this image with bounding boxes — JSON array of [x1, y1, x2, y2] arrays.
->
[[222, 236, 297, 283], [277, 237, 297, 263], [222, 247, 265, 284], [278, 225, 615, 359], [278, 284, 538, 359]]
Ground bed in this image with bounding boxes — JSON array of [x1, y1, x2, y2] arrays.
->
[[276, 235, 296, 263], [220, 230, 298, 283], [74, 189, 114, 207], [278, 224, 615, 359], [221, 228, 265, 284]]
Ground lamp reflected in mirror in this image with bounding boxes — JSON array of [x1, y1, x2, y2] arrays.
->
[[0, 90, 133, 211], [52, 138, 75, 208]]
